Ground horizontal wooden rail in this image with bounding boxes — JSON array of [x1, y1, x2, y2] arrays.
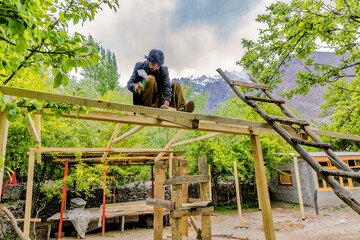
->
[[170, 206, 214, 218], [164, 175, 210, 185], [182, 201, 213, 209], [245, 96, 286, 104], [29, 148, 173, 153], [266, 115, 309, 126], [146, 198, 175, 210], [229, 80, 269, 90]]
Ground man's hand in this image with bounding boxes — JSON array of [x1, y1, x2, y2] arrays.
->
[[160, 100, 170, 110], [134, 82, 144, 93]]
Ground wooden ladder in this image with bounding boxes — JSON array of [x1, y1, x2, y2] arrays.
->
[[217, 68, 360, 214]]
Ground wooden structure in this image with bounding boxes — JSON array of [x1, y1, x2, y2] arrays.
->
[[0, 85, 360, 239]]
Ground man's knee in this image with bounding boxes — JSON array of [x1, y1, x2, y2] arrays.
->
[[171, 81, 181, 89]]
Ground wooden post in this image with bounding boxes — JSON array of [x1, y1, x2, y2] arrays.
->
[[24, 152, 35, 238], [233, 161, 244, 228], [181, 159, 189, 237], [35, 115, 41, 163], [314, 190, 319, 215], [171, 158, 182, 240], [198, 157, 211, 240], [151, 164, 154, 199], [153, 161, 165, 240], [293, 157, 305, 220], [102, 161, 108, 236], [250, 135, 275, 240], [58, 161, 69, 240], [208, 165, 212, 201], [0, 95, 12, 200]]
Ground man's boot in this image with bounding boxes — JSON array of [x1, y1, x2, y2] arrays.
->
[[184, 100, 195, 113]]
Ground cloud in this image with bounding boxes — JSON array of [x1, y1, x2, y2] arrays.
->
[[69, 0, 271, 86]]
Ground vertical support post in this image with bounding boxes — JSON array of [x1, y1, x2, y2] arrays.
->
[[208, 165, 212, 201], [24, 152, 35, 238], [102, 161, 108, 236], [314, 190, 319, 215], [151, 164, 154, 199], [181, 159, 189, 237], [58, 161, 69, 240], [198, 157, 211, 240], [35, 115, 41, 163], [293, 157, 305, 220], [233, 161, 244, 228], [250, 135, 275, 240], [153, 161, 165, 240], [171, 158, 182, 240], [0, 95, 12, 200]]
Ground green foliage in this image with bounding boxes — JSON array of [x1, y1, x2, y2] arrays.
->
[[0, 0, 119, 86], [239, 0, 360, 99], [81, 42, 120, 96]]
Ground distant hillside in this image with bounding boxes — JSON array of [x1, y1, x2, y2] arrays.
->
[[172, 52, 350, 124]]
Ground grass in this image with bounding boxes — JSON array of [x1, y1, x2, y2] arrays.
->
[[289, 203, 301, 210], [215, 202, 259, 214], [333, 204, 346, 211]]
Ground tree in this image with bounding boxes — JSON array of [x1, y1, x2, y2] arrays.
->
[[0, 0, 119, 87], [239, 0, 360, 99], [81, 42, 120, 96]]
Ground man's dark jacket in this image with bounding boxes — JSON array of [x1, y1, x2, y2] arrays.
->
[[127, 61, 172, 106]]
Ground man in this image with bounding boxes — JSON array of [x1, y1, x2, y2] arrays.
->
[[127, 49, 195, 112]]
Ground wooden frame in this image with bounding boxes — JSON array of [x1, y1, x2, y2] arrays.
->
[[1, 85, 360, 239], [278, 170, 293, 186]]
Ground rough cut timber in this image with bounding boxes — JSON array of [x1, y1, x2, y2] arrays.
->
[[229, 80, 269, 90], [266, 115, 309, 126], [245, 96, 286, 104]]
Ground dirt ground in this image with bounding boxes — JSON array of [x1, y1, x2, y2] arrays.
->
[[42, 202, 360, 240]]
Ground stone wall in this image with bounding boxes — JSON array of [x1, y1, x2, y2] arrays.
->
[[0, 200, 25, 239]]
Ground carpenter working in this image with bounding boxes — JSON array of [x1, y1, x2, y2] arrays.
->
[[127, 49, 195, 112]]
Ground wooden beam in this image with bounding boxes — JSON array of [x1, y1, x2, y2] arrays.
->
[[146, 198, 175, 210], [164, 175, 210, 185], [181, 159, 189, 237], [29, 148, 173, 153], [35, 115, 41, 163], [229, 80, 268, 90], [27, 114, 40, 143], [198, 157, 211, 240], [112, 125, 144, 144], [40, 110, 307, 137], [312, 129, 360, 141], [171, 133, 223, 147], [293, 157, 306, 220], [24, 153, 35, 238], [182, 201, 213, 209], [233, 161, 244, 228], [154, 161, 165, 240], [245, 96, 286, 104], [0, 96, 12, 201], [101, 123, 122, 162], [170, 207, 214, 218], [154, 115, 198, 128], [171, 158, 182, 240], [154, 130, 186, 162], [250, 135, 275, 240]]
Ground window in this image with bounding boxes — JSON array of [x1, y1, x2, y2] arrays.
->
[[278, 170, 293, 186]]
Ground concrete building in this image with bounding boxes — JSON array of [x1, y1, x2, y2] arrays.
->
[[268, 152, 360, 207]]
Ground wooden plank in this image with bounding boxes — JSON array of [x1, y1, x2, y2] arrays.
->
[[154, 161, 165, 240], [229, 80, 269, 90], [41, 110, 307, 138], [154, 115, 198, 128], [198, 157, 211, 240], [24, 153, 35, 238], [189, 198, 201, 203], [234, 161, 244, 228], [0, 96, 11, 201], [154, 129, 186, 162], [165, 175, 210, 185], [250, 135, 275, 240], [181, 159, 189, 237], [146, 198, 175, 210], [35, 115, 41, 163], [266, 115, 309, 126], [171, 133, 223, 147], [16, 218, 41, 223], [291, 138, 332, 148], [245, 95, 285, 104], [312, 129, 360, 141], [171, 157, 182, 240], [189, 216, 199, 234], [29, 147, 173, 153], [101, 123, 122, 162], [182, 201, 213, 209], [293, 157, 306, 220], [170, 207, 214, 218], [112, 125, 144, 144], [27, 114, 40, 143]]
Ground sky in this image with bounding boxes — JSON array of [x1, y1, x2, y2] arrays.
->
[[70, 0, 272, 86]]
